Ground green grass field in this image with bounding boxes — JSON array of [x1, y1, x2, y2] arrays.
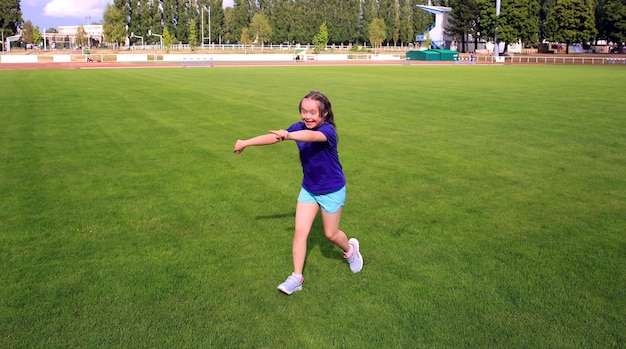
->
[[1, 64, 625, 348]]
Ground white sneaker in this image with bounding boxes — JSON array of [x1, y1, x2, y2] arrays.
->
[[344, 238, 363, 273], [277, 273, 303, 295]]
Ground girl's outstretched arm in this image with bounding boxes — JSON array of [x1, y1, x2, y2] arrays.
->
[[269, 129, 327, 143], [234, 133, 281, 154]]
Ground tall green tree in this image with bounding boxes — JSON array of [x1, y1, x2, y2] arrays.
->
[[233, 0, 255, 43], [539, 0, 558, 41], [21, 20, 34, 44], [240, 26, 252, 45], [176, 0, 191, 44], [103, 4, 127, 48], [447, 0, 480, 52], [379, 0, 398, 44], [545, 0, 597, 52], [134, 0, 150, 39], [361, 0, 379, 46], [399, 0, 415, 46], [145, 0, 161, 44], [0, 0, 22, 48], [33, 26, 43, 45], [598, 0, 626, 48], [267, 0, 292, 43], [163, 26, 174, 51], [162, 0, 177, 42], [477, 0, 540, 52], [189, 18, 198, 49], [313, 22, 329, 53], [250, 12, 272, 47], [76, 25, 88, 48], [369, 17, 387, 50], [222, 7, 237, 43]]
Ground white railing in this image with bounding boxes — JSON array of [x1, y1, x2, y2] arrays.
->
[[456, 54, 626, 65]]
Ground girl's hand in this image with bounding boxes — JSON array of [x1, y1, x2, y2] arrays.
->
[[269, 129, 289, 141], [234, 140, 246, 154]]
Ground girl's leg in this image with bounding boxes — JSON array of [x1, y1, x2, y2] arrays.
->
[[292, 202, 319, 274], [321, 207, 351, 253]]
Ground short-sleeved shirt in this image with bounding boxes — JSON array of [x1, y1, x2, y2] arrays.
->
[[287, 121, 346, 195]]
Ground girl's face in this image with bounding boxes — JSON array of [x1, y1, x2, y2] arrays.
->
[[300, 97, 326, 129]]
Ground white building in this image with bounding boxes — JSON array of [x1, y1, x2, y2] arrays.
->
[[46, 25, 104, 49]]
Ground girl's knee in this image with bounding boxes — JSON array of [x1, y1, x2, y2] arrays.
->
[[324, 229, 340, 241]]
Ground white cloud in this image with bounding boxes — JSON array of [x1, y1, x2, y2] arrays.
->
[[44, 0, 110, 19]]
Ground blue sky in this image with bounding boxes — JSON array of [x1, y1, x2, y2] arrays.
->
[[21, 0, 234, 30]]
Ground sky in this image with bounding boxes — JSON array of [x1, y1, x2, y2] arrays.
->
[[21, 0, 234, 30]]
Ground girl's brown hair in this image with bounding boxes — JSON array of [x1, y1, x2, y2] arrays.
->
[[299, 91, 335, 128]]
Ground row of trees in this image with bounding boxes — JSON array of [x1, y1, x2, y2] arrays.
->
[[2, 0, 626, 53], [104, 0, 625, 52], [98, 0, 433, 50], [447, 0, 625, 53]]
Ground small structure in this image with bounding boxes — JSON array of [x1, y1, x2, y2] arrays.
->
[[415, 4, 454, 49], [294, 48, 307, 62], [406, 49, 458, 62]]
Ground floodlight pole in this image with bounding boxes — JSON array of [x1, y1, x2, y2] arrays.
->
[[202, 6, 210, 49], [494, 0, 501, 59], [201, 7, 204, 49]]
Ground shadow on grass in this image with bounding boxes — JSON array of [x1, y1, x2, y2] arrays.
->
[[255, 211, 340, 264], [255, 212, 294, 220]]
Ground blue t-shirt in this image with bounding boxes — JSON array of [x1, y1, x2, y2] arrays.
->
[[287, 122, 346, 195]]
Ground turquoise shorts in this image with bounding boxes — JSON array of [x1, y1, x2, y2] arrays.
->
[[298, 186, 346, 214]]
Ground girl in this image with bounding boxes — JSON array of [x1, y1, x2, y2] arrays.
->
[[234, 91, 363, 295]]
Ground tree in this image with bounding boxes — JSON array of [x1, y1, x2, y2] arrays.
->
[[222, 7, 237, 43], [379, 0, 398, 44], [598, 0, 626, 49], [250, 12, 272, 47], [369, 18, 387, 51], [162, 0, 177, 43], [267, 0, 293, 43], [21, 20, 34, 44], [240, 26, 252, 45], [146, 0, 162, 44], [545, 0, 597, 52], [103, 4, 127, 48], [176, 1, 191, 45], [76, 25, 88, 48], [0, 0, 22, 49], [233, 0, 253, 43], [33, 26, 43, 46], [313, 22, 328, 53], [189, 18, 198, 50], [361, 0, 379, 46], [399, 0, 415, 47], [477, 0, 540, 53], [207, 0, 225, 45], [539, 0, 558, 41], [447, 0, 480, 52], [163, 26, 174, 52]]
